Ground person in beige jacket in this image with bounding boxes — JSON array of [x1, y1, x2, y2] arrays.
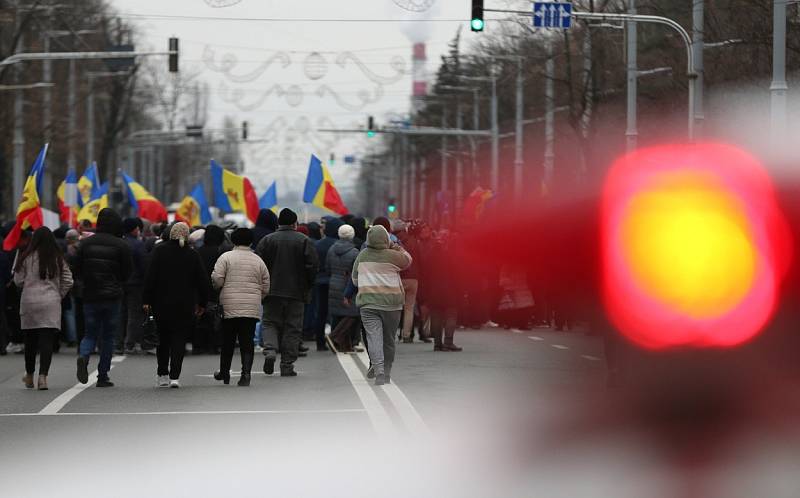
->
[[13, 227, 74, 390], [211, 228, 270, 386]]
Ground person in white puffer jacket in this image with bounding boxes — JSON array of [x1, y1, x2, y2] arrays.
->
[[211, 228, 270, 386]]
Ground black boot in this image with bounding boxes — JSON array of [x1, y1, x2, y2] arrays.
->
[[213, 370, 230, 385], [238, 352, 253, 386]]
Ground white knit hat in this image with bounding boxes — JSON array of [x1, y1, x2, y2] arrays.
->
[[338, 224, 355, 241]]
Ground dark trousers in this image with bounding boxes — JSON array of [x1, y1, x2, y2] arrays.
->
[[312, 284, 330, 348], [431, 307, 457, 346], [120, 286, 155, 351], [80, 300, 121, 380], [220, 318, 256, 375], [24, 329, 55, 375], [156, 319, 190, 379], [262, 296, 304, 367]]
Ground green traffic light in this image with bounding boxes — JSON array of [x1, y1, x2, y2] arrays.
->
[[388, 205, 397, 213], [471, 18, 484, 31], [367, 130, 376, 138]]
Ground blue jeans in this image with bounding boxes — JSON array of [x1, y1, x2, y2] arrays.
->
[[80, 300, 122, 380]]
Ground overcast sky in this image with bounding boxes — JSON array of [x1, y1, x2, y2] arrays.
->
[[105, 0, 493, 205]]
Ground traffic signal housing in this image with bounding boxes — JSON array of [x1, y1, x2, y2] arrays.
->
[[471, 0, 485, 32], [387, 198, 397, 216], [242, 121, 248, 140], [367, 116, 376, 138], [168, 37, 179, 72]]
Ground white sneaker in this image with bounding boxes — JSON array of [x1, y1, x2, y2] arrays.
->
[[157, 375, 169, 388], [254, 345, 264, 354], [169, 379, 180, 389]]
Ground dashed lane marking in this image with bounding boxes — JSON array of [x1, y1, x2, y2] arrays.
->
[[511, 329, 523, 334], [38, 356, 126, 415], [551, 344, 569, 350], [581, 355, 602, 361], [528, 336, 545, 341]]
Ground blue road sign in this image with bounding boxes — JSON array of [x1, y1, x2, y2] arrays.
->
[[533, 2, 572, 29]]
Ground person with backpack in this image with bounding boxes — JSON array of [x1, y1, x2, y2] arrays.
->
[[13, 227, 73, 390]]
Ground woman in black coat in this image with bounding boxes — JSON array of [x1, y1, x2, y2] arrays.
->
[[143, 222, 210, 388]]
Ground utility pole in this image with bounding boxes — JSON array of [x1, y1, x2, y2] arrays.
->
[[41, 17, 53, 208], [771, 0, 788, 144], [419, 156, 427, 219], [441, 107, 448, 195], [626, 0, 638, 153], [692, 0, 704, 137], [87, 74, 95, 165], [490, 73, 498, 193], [543, 37, 555, 194], [12, 9, 25, 208], [455, 98, 464, 210], [514, 57, 524, 200]]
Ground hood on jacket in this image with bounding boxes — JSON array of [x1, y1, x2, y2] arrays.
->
[[96, 208, 123, 236], [366, 225, 390, 250], [324, 218, 343, 239], [350, 218, 367, 243], [256, 209, 279, 231], [307, 222, 322, 241], [203, 224, 225, 246], [331, 238, 356, 256]]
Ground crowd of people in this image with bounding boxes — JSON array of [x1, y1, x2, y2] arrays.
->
[[0, 205, 506, 390]]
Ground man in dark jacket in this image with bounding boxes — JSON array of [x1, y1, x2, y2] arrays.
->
[[195, 224, 227, 354], [74, 208, 133, 387], [252, 208, 278, 250], [256, 208, 319, 376], [312, 217, 343, 351], [119, 217, 153, 355]]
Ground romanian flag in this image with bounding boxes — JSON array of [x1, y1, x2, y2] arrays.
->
[[122, 172, 168, 223], [56, 168, 80, 225], [3, 145, 48, 251], [77, 182, 109, 226], [78, 162, 101, 206], [259, 181, 278, 212], [210, 159, 259, 223], [175, 183, 212, 227], [302, 154, 348, 215]]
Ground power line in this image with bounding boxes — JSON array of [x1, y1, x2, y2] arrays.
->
[[117, 14, 474, 23]]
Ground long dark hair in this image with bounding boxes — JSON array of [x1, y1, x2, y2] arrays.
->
[[16, 227, 64, 280]]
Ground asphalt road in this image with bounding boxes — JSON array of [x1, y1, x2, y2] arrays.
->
[[2, 327, 796, 498]]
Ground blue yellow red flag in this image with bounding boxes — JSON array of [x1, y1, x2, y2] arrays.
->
[[210, 159, 259, 223], [78, 162, 100, 207], [259, 181, 278, 212], [3, 145, 48, 250], [121, 172, 168, 223], [175, 183, 212, 226], [302, 154, 348, 215], [57, 168, 80, 225], [77, 182, 109, 226]]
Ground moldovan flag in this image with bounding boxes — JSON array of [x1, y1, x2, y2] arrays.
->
[[78, 162, 101, 206], [56, 168, 80, 225], [259, 181, 278, 212], [302, 154, 348, 215], [210, 159, 259, 223], [122, 172, 168, 223], [77, 182, 109, 226], [3, 145, 48, 251], [461, 187, 494, 223], [175, 183, 212, 226]]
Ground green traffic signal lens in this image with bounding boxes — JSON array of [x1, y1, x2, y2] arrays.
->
[[367, 130, 376, 138], [388, 205, 397, 213], [471, 18, 484, 31]]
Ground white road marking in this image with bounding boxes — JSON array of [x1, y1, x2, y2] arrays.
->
[[511, 329, 523, 334], [581, 355, 602, 361], [38, 356, 125, 415], [0, 409, 366, 417], [551, 344, 569, 350], [356, 351, 430, 437], [528, 336, 544, 341], [336, 352, 396, 438]]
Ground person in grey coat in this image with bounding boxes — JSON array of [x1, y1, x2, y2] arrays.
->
[[13, 227, 73, 390], [326, 224, 361, 351]]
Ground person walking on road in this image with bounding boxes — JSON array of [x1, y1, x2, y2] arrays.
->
[[312, 217, 343, 351], [352, 225, 412, 386], [143, 222, 210, 388], [120, 217, 153, 355], [74, 208, 132, 388], [196, 225, 227, 354], [326, 224, 361, 352], [256, 209, 319, 377], [211, 228, 270, 386], [13, 227, 73, 390]]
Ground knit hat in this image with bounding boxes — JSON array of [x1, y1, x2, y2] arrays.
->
[[278, 208, 298, 226], [123, 217, 141, 235], [170, 222, 190, 247], [338, 224, 355, 241], [231, 227, 253, 247]]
